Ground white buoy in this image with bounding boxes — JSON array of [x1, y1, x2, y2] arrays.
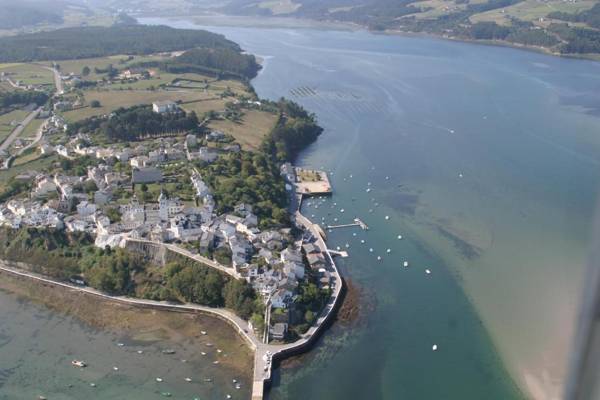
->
[[377, 256, 382, 261], [459, 173, 463, 178], [386, 249, 391, 253], [432, 344, 438, 351], [403, 261, 409, 267], [366, 188, 371, 193], [397, 235, 403, 240], [426, 269, 431, 275], [349, 174, 353, 178], [345, 243, 350, 248], [369, 209, 373, 213], [353, 232, 357, 236], [340, 209, 345, 213], [385, 215, 390, 220], [367, 182, 371, 186], [385, 176, 390, 180], [334, 218, 338, 222], [360, 240, 365, 244], [369, 248, 373, 253]]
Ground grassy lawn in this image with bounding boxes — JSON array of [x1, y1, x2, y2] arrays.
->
[[0, 154, 58, 190], [0, 110, 28, 143], [12, 148, 42, 167], [181, 98, 229, 116], [62, 89, 209, 122], [470, 0, 597, 25], [20, 118, 44, 138], [47, 54, 170, 81], [207, 109, 278, 151], [0, 64, 54, 87]]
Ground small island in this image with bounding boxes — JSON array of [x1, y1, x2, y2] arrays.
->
[[0, 23, 342, 399]]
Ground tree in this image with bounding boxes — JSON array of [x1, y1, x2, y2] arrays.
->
[[82, 66, 90, 76], [90, 100, 101, 108]]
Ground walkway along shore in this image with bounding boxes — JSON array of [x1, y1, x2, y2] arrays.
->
[[0, 205, 345, 400]]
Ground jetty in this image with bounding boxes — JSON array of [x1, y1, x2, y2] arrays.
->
[[326, 218, 369, 231]]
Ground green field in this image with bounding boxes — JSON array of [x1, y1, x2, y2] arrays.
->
[[62, 89, 213, 122], [470, 0, 597, 26], [19, 118, 44, 138], [47, 54, 170, 81], [207, 109, 278, 151], [0, 110, 28, 143], [0, 63, 54, 87], [0, 154, 58, 190]]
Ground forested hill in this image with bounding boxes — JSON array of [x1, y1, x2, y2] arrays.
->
[[0, 25, 240, 62], [217, 0, 600, 56]]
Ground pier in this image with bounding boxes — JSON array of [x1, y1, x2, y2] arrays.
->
[[326, 218, 369, 231]]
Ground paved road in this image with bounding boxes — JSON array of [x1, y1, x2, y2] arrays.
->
[[41, 65, 63, 94], [0, 107, 41, 152]]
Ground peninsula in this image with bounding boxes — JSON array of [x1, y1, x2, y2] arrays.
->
[[0, 23, 342, 399]]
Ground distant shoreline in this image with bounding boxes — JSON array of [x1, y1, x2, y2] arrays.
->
[[137, 13, 600, 62]]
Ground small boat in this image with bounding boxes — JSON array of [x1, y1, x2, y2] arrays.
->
[[403, 261, 409, 267], [366, 188, 371, 193], [458, 173, 463, 178], [340, 209, 345, 213], [217, 349, 223, 353], [377, 256, 382, 261], [137, 350, 144, 354], [162, 349, 176, 355], [185, 377, 192, 382], [117, 343, 125, 347], [386, 249, 391, 253], [235, 383, 241, 390], [156, 378, 164, 383], [71, 360, 86, 368], [201, 352, 207, 356], [349, 174, 353, 178], [227, 395, 232, 399], [90, 383, 96, 388], [385, 176, 390, 180], [161, 392, 172, 398], [369, 248, 373, 253], [204, 378, 213, 382], [38, 396, 47, 400], [360, 240, 365, 244], [336, 246, 341, 251], [425, 269, 431, 275], [232, 379, 237, 383], [113, 366, 119, 371], [201, 331, 207, 335], [345, 243, 350, 248], [206, 343, 213, 347], [432, 344, 438, 351], [385, 215, 389, 220], [397, 235, 403, 240], [213, 360, 220, 365]]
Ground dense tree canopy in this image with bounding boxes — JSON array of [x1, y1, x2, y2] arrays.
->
[[67, 105, 200, 142], [0, 25, 240, 62]]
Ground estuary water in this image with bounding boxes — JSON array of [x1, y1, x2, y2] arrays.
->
[[140, 18, 600, 400], [0, 289, 250, 400]]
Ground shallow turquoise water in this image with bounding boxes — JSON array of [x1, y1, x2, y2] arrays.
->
[[0, 290, 250, 400]]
